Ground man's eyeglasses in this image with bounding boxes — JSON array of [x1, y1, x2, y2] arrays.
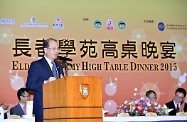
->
[[22, 95, 30, 98], [175, 95, 184, 100], [47, 47, 59, 51]]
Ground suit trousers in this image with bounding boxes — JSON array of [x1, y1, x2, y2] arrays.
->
[[35, 113, 43, 122]]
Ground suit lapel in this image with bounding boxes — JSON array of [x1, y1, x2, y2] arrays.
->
[[172, 101, 177, 110], [41, 57, 53, 77], [17, 104, 24, 115]]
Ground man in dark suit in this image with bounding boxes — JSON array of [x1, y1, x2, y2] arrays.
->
[[165, 88, 187, 115], [26, 38, 64, 122], [10, 88, 30, 116]]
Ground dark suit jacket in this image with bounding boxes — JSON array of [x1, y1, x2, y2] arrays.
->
[[165, 100, 187, 115], [26, 57, 64, 122], [10, 103, 24, 116]]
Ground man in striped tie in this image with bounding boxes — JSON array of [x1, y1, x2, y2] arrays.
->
[[26, 38, 64, 122]]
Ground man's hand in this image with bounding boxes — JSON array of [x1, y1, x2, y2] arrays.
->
[[179, 102, 185, 112], [46, 77, 57, 83], [0, 103, 9, 110]]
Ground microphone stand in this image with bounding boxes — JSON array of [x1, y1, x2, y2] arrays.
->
[[63, 60, 68, 76], [54, 58, 68, 77], [56, 56, 72, 76]]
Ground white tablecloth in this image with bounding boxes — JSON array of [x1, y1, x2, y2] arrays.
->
[[104, 116, 187, 121], [0, 116, 187, 122], [0, 118, 34, 122]]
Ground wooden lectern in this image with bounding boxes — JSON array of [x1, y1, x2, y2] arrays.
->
[[43, 76, 103, 122]]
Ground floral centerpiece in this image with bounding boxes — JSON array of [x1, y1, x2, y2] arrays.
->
[[116, 97, 168, 116]]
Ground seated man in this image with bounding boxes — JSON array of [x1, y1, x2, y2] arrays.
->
[[10, 88, 30, 116], [145, 90, 157, 104], [165, 88, 187, 115], [0, 103, 9, 119]]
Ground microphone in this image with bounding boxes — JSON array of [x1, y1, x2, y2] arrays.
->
[[57, 56, 72, 61]]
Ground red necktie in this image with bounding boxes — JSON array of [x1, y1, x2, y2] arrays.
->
[[23, 105, 26, 114]]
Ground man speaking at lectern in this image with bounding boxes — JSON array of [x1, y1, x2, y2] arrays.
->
[[26, 38, 64, 122]]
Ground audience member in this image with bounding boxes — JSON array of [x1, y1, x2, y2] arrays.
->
[[10, 88, 30, 116], [145, 90, 157, 104], [165, 88, 187, 115]]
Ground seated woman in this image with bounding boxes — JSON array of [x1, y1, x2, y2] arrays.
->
[[145, 90, 157, 104]]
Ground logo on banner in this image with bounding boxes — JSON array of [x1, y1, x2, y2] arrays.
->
[[158, 22, 165, 31], [30, 17, 36, 23], [52, 17, 64, 29], [0, 18, 15, 24], [20, 17, 48, 28], [106, 19, 114, 30], [93, 19, 102, 30], [79, 84, 89, 99], [118, 20, 126, 30]]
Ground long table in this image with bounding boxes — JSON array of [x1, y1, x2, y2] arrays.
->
[[104, 116, 187, 122], [0, 118, 34, 122], [0, 116, 187, 122]]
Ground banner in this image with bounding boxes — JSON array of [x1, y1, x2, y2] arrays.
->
[[0, 0, 187, 115]]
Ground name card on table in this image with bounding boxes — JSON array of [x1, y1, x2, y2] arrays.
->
[[26, 101, 33, 117], [117, 113, 130, 117], [176, 112, 187, 116], [146, 112, 157, 116]]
